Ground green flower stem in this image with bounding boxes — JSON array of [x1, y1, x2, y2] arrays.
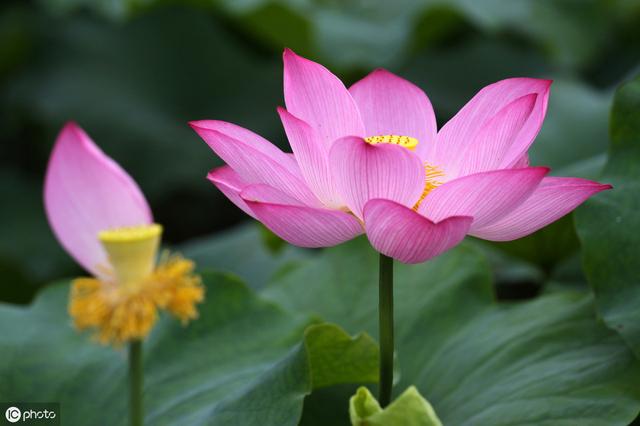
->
[[378, 253, 394, 407], [129, 340, 143, 426]]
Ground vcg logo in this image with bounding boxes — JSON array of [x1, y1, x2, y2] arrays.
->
[[5, 407, 21, 423], [3, 405, 58, 424]]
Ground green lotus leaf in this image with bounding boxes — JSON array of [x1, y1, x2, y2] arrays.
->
[[264, 238, 640, 425], [576, 73, 640, 357], [0, 271, 378, 425]]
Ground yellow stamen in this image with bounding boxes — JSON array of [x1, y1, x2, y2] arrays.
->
[[413, 163, 445, 210], [69, 254, 204, 346], [149, 254, 205, 323], [364, 135, 418, 151], [99, 224, 162, 286]]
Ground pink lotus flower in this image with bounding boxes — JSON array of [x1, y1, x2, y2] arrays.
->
[[192, 49, 611, 264], [44, 123, 203, 345]]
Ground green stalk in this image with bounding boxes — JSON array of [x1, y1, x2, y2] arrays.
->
[[129, 340, 143, 426], [378, 253, 394, 407]]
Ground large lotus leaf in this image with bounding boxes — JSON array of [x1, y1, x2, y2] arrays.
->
[[263, 237, 640, 425], [0, 271, 379, 425], [575, 74, 640, 357]]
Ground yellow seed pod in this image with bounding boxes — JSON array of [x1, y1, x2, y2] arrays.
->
[[364, 135, 418, 151], [99, 224, 163, 286]]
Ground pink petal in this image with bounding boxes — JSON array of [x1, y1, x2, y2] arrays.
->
[[283, 49, 365, 147], [278, 107, 344, 208], [471, 177, 612, 241], [512, 153, 530, 168], [329, 136, 425, 219], [363, 199, 472, 264], [434, 78, 551, 169], [419, 167, 549, 230], [191, 123, 322, 207], [349, 69, 437, 161], [207, 165, 256, 219], [451, 94, 537, 177], [44, 122, 152, 278], [241, 184, 363, 248], [189, 119, 299, 174], [241, 183, 302, 205]]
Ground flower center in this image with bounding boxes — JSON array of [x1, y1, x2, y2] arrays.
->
[[70, 224, 204, 346], [362, 135, 444, 210], [413, 163, 445, 210], [98, 224, 163, 286], [364, 134, 418, 151], [69, 254, 204, 345]]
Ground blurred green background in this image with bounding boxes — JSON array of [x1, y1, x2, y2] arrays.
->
[[2, 0, 640, 303]]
